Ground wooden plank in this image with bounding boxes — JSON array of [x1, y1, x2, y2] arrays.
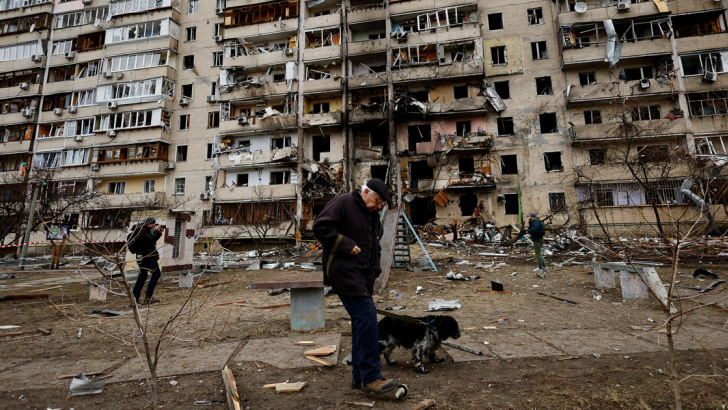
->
[[276, 382, 307, 393], [404, 399, 436, 410], [640, 267, 676, 313], [198, 280, 234, 289], [295, 341, 314, 346], [237, 303, 291, 310], [487, 318, 507, 324], [374, 207, 400, 293], [304, 355, 332, 366], [427, 281, 444, 286], [221, 365, 241, 410], [58, 371, 104, 380], [537, 291, 578, 304], [213, 301, 247, 306], [28, 286, 62, 293], [344, 401, 375, 407], [304, 345, 337, 356], [591, 262, 642, 274], [250, 272, 325, 290], [0, 328, 50, 338]]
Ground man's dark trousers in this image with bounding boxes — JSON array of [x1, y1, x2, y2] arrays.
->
[[133, 256, 161, 301], [339, 295, 382, 384]]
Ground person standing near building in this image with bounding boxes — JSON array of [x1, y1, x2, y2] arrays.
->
[[129, 217, 164, 305], [313, 178, 398, 394], [526, 211, 547, 277]]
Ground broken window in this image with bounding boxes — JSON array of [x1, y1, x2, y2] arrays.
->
[[271, 137, 291, 149], [108, 181, 126, 194], [370, 130, 388, 148], [185, 26, 196, 42], [527, 8, 543, 25], [636, 145, 669, 162], [688, 92, 728, 117], [410, 90, 429, 102], [460, 193, 478, 216], [623, 67, 653, 81], [313, 135, 330, 161], [176, 145, 188, 161], [270, 171, 290, 185], [494, 81, 510, 99], [237, 140, 251, 151], [531, 41, 548, 60], [504, 193, 519, 215], [577, 36, 591, 47], [497, 117, 514, 136], [411, 197, 436, 225], [181, 84, 193, 99], [595, 190, 614, 207], [584, 110, 602, 124], [535, 77, 553, 95], [453, 85, 468, 99], [208, 111, 220, 128], [680, 52, 726, 76], [544, 151, 563, 172], [236, 173, 248, 186], [500, 154, 518, 175], [579, 72, 596, 85], [456, 121, 471, 137], [549, 192, 567, 214], [206, 143, 214, 159], [182, 55, 195, 70], [458, 157, 474, 175], [631, 105, 661, 121], [312, 102, 330, 114], [407, 124, 431, 152], [212, 51, 224, 67], [589, 148, 606, 165], [539, 113, 557, 134], [488, 13, 503, 30], [409, 161, 432, 189], [491, 46, 507, 65], [371, 165, 388, 181], [178, 114, 190, 130]]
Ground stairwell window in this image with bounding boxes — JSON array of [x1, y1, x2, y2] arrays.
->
[[188, 0, 198, 14]]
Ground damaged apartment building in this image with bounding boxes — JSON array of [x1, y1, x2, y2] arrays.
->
[[1, 0, 727, 249]]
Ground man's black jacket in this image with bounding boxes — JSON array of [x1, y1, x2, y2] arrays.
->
[[313, 190, 383, 298], [133, 225, 163, 259]]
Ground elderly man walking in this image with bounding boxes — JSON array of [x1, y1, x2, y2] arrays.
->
[[313, 178, 398, 394]]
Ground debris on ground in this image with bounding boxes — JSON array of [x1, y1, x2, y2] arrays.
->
[[67, 374, 105, 398], [426, 299, 461, 311], [693, 269, 719, 279]]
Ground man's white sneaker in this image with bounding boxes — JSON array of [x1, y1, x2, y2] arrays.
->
[[533, 267, 542, 273]]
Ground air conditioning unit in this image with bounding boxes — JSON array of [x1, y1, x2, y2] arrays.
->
[[21, 108, 33, 118], [106, 101, 118, 110], [68, 106, 77, 113], [90, 163, 100, 171], [206, 95, 218, 103], [178, 97, 190, 106], [284, 48, 294, 56], [213, 35, 223, 43], [115, 72, 123, 79], [19, 82, 30, 90], [103, 71, 112, 78], [396, 31, 408, 42], [200, 192, 210, 200], [73, 135, 83, 142], [53, 108, 63, 115], [30, 54, 43, 62], [64, 51, 76, 60], [237, 116, 249, 125], [164, 162, 175, 170], [617, 0, 630, 11], [81, 0, 92, 4], [704, 71, 718, 82], [106, 129, 117, 137], [639, 79, 651, 89], [496, 194, 506, 204], [215, 7, 224, 15]]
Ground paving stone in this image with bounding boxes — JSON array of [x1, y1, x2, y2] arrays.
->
[[441, 334, 498, 362], [234, 334, 341, 369], [533, 329, 664, 355], [0, 357, 124, 390]]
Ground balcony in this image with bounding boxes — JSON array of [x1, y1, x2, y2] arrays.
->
[[303, 77, 342, 93], [38, 105, 97, 125], [570, 119, 688, 142], [348, 39, 387, 56], [215, 183, 297, 202], [0, 111, 35, 126], [61, 159, 167, 179], [0, 83, 40, 99], [562, 39, 672, 66], [304, 13, 341, 29], [224, 49, 298, 69], [218, 146, 297, 169], [303, 111, 342, 127], [350, 105, 387, 124], [392, 58, 483, 82], [44, 76, 99, 95], [565, 77, 678, 104], [219, 113, 298, 135], [349, 72, 387, 89], [97, 65, 177, 86], [683, 75, 728, 93], [49, 48, 105, 67], [223, 81, 292, 101], [390, 0, 477, 15], [0, 1, 52, 19], [347, 4, 385, 23], [99, 191, 166, 208], [558, 2, 668, 26], [105, 36, 178, 57], [396, 24, 480, 46], [676, 32, 728, 55], [671, 0, 725, 15], [223, 20, 297, 40], [426, 95, 488, 114], [690, 116, 728, 136], [0, 138, 32, 155], [0, 55, 46, 74], [304, 45, 341, 61]]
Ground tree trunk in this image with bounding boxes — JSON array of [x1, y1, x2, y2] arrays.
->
[[666, 317, 682, 410]]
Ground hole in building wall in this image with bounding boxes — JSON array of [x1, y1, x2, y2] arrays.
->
[[497, 117, 514, 136], [453, 85, 469, 99], [408, 124, 431, 152], [544, 151, 563, 172], [371, 164, 388, 181], [494, 81, 510, 99], [456, 121, 471, 137], [504, 193, 519, 215], [410, 90, 429, 102], [487, 13, 503, 30], [313, 135, 331, 161], [460, 193, 478, 216], [535, 76, 553, 95], [458, 157, 475, 175], [410, 160, 432, 189], [539, 113, 558, 134], [410, 197, 437, 225], [500, 154, 518, 175]]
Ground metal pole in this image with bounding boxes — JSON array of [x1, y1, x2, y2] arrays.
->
[[18, 183, 40, 271], [400, 209, 437, 272]]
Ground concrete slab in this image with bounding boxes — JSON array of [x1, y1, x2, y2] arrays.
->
[[0, 357, 124, 390], [532, 329, 664, 356], [441, 334, 498, 362], [484, 331, 563, 359], [235, 334, 341, 369], [634, 325, 728, 351], [108, 342, 239, 382]]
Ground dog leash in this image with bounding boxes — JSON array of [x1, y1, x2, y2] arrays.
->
[[376, 309, 435, 328]]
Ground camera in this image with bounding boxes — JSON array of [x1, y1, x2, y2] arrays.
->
[[156, 224, 167, 230]]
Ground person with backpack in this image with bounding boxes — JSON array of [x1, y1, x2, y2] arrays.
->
[[525, 211, 547, 277], [127, 217, 164, 305]]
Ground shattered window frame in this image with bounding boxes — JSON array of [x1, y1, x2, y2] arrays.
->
[[504, 193, 519, 215], [531, 41, 548, 60], [206, 143, 214, 159], [181, 84, 193, 99], [535, 76, 553, 95], [487, 13, 503, 31], [548, 192, 567, 214], [236, 173, 249, 187], [491, 46, 507, 66], [584, 110, 602, 124], [175, 145, 188, 162], [212, 51, 224, 67], [687, 92, 728, 117], [178, 114, 190, 131], [270, 170, 291, 185], [208, 111, 220, 128], [527, 7, 543, 26], [589, 148, 606, 165], [543, 151, 564, 172], [493, 81, 510, 99], [456, 121, 471, 137], [578, 72, 597, 85], [182, 55, 195, 70], [500, 154, 518, 175], [497, 117, 514, 136], [453, 85, 469, 99], [539, 112, 558, 134]]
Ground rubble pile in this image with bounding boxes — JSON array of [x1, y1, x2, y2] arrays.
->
[[301, 159, 345, 201]]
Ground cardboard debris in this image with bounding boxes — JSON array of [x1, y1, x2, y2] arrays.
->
[[67, 374, 105, 398], [426, 299, 461, 311]]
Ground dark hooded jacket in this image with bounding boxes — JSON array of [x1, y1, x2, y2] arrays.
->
[[527, 218, 545, 241], [132, 224, 163, 259], [313, 190, 383, 297]]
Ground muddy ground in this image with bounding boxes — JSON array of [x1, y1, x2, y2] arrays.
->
[[0, 246, 727, 410]]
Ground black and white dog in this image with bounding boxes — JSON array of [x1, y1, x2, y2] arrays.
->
[[378, 315, 461, 374]]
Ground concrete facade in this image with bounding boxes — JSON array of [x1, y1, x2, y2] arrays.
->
[[1, 0, 727, 248]]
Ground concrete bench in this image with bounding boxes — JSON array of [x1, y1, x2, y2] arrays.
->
[[251, 272, 325, 331]]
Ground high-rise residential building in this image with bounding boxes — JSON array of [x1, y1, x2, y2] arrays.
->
[[0, 0, 725, 248]]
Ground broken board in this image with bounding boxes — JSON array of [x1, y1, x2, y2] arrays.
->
[[235, 334, 341, 369], [276, 381, 306, 393], [303, 345, 336, 356], [374, 207, 401, 294]]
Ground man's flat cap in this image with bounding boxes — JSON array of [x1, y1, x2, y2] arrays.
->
[[367, 178, 392, 203]]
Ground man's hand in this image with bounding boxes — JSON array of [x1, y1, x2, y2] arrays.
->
[[154, 225, 163, 232], [349, 246, 361, 256]]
